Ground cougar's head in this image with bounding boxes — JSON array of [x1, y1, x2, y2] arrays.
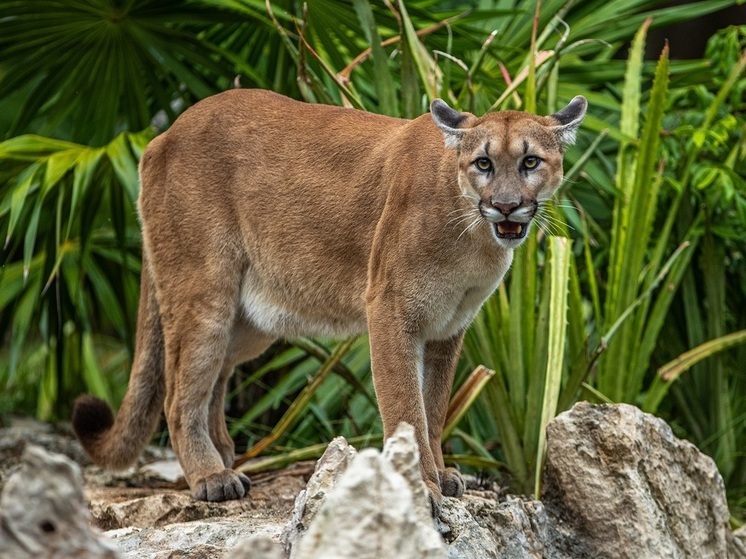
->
[[431, 96, 587, 249]]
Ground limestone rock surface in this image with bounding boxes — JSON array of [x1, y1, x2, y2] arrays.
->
[[97, 466, 305, 558], [443, 495, 550, 559], [280, 422, 551, 559], [542, 402, 738, 559], [292, 448, 446, 559], [107, 515, 284, 559], [0, 444, 119, 559], [281, 435, 358, 556], [382, 423, 432, 524], [1, 405, 743, 559], [283, 424, 446, 559], [223, 537, 284, 559]]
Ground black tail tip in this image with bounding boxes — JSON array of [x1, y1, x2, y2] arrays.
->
[[72, 395, 114, 443]]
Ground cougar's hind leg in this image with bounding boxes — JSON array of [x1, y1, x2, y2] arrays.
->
[[209, 319, 275, 469], [159, 270, 251, 502], [208, 362, 241, 470], [423, 331, 466, 498]]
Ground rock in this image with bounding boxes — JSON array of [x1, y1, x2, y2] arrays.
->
[[382, 423, 432, 524], [0, 417, 90, 495], [281, 436, 358, 556], [2, 407, 743, 559], [106, 515, 285, 559], [0, 444, 120, 559], [280, 422, 558, 559], [293, 447, 446, 558], [223, 537, 284, 559], [282, 423, 446, 558], [0, 416, 176, 494], [90, 490, 251, 531], [432, 491, 553, 559], [86, 465, 306, 532], [455, 496, 550, 559], [91, 468, 307, 558], [542, 402, 738, 559], [437, 496, 498, 558]]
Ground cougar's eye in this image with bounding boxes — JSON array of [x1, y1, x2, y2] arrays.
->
[[475, 157, 492, 172], [522, 156, 540, 170]]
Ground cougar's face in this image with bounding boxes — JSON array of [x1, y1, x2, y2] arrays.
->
[[431, 97, 587, 250], [456, 117, 566, 249]]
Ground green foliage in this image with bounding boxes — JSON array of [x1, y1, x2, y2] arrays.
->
[[0, 1, 268, 145], [484, 235, 573, 497], [0, 132, 147, 419], [596, 23, 679, 403], [231, 337, 378, 455], [649, 26, 746, 515], [1, 0, 745, 518]]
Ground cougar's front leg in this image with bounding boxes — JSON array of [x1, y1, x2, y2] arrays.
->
[[367, 303, 442, 515], [424, 332, 466, 498]]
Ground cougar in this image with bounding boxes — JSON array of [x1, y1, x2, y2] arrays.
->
[[73, 89, 586, 514]]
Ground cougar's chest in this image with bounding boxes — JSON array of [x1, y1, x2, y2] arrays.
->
[[418, 252, 512, 340]]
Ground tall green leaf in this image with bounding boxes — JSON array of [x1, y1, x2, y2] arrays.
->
[[598, 39, 671, 402], [535, 236, 570, 497]]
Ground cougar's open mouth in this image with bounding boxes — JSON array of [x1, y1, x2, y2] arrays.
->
[[494, 220, 529, 240]]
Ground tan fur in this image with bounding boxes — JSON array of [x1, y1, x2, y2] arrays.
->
[[73, 89, 586, 510]]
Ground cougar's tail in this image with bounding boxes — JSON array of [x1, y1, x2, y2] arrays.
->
[[73, 254, 165, 470]]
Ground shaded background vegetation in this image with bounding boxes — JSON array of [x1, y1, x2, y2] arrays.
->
[[1, 0, 744, 522]]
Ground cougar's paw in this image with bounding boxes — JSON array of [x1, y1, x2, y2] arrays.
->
[[425, 479, 444, 518], [440, 467, 465, 498], [192, 469, 251, 502]]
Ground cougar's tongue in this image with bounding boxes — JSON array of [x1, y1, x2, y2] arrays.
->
[[497, 222, 523, 235]]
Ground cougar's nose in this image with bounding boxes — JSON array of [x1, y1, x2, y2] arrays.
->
[[491, 199, 520, 215]]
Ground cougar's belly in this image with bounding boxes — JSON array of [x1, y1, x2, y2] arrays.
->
[[239, 269, 368, 338]]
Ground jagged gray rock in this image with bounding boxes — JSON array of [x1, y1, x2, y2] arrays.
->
[[0, 444, 120, 559], [280, 422, 551, 559], [381, 422, 433, 524], [90, 458, 305, 557], [281, 435, 358, 557], [2, 406, 742, 559], [292, 447, 446, 559], [437, 497, 498, 559], [281, 423, 446, 559], [542, 402, 738, 559]]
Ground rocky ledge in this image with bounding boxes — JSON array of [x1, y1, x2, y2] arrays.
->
[[0, 403, 744, 558]]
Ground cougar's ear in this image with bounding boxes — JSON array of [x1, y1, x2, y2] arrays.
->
[[548, 95, 587, 146], [431, 99, 472, 148]]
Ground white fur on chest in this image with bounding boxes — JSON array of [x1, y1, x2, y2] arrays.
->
[[419, 279, 503, 341], [417, 252, 512, 341]]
